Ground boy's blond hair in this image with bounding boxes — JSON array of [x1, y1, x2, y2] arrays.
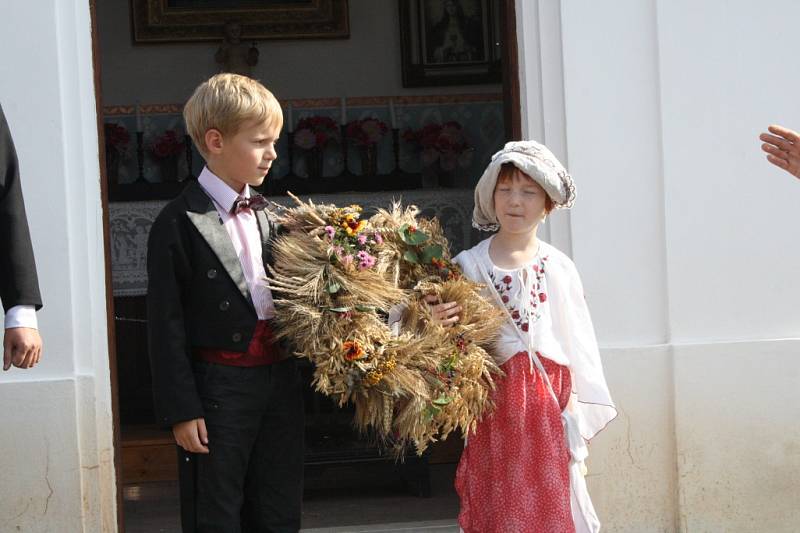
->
[[183, 73, 283, 157]]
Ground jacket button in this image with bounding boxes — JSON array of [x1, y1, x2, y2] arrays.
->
[[219, 300, 230, 311], [207, 268, 218, 279], [232, 332, 242, 342]]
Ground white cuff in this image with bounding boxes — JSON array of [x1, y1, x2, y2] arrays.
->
[[387, 303, 408, 337], [4, 305, 38, 330]]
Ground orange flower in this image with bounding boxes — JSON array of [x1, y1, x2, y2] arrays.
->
[[343, 340, 366, 361], [341, 214, 367, 236], [431, 257, 447, 269]]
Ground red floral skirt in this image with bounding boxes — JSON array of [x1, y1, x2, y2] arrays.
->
[[455, 351, 574, 533]]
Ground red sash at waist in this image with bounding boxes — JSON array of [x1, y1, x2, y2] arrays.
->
[[193, 320, 288, 367]]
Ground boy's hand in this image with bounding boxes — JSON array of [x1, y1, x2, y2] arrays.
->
[[760, 125, 800, 179], [424, 295, 461, 327], [3, 327, 42, 371], [173, 418, 209, 454]]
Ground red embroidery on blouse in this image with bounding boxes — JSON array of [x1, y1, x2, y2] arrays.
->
[[489, 256, 549, 333]]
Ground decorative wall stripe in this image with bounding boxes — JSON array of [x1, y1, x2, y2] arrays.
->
[[103, 93, 504, 115]]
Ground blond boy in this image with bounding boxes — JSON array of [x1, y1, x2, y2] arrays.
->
[[147, 73, 303, 532]]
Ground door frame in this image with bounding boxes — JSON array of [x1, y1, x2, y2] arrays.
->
[[88, 0, 124, 531], [90, 1, 522, 530]]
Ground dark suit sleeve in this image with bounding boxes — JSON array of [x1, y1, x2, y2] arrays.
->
[[0, 103, 42, 313], [146, 209, 204, 427]]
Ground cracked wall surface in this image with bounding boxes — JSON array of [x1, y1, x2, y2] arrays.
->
[[0, 381, 85, 532]]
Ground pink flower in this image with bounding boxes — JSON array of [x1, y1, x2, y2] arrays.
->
[[324, 225, 336, 239], [357, 234, 368, 245], [356, 250, 376, 270], [539, 293, 547, 303], [373, 232, 383, 245]]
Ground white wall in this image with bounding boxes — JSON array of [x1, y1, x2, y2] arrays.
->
[[519, 0, 800, 531], [97, 0, 502, 105], [0, 1, 116, 531]]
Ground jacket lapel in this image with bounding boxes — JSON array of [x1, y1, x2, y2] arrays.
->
[[183, 183, 254, 309], [254, 209, 272, 267]]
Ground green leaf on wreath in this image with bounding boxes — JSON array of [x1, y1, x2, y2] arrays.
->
[[327, 282, 341, 294], [355, 304, 376, 313], [329, 307, 351, 313], [439, 353, 458, 373], [421, 244, 444, 264], [423, 404, 441, 421], [398, 224, 430, 245], [432, 395, 452, 406], [403, 249, 420, 264]]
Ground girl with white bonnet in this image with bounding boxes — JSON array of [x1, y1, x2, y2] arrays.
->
[[431, 140, 617, 532]]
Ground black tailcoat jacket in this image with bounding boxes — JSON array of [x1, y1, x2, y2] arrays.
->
[[146, 181, 283, 427]]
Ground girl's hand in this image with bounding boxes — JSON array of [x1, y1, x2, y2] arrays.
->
[[424, 294, 462, 327]]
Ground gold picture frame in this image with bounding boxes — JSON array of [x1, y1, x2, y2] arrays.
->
[[132, 0, 350, 43]]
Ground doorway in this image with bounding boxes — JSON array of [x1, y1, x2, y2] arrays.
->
[[92, 1, 521, 530]]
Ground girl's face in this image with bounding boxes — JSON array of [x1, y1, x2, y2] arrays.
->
[[493, 168, 548, 235]]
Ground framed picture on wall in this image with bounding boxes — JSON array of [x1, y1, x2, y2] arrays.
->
[[132, 0, 349, 43], [399, 0, 502, 87]]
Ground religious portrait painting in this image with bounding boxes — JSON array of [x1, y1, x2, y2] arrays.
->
[[422, 0, 488, 65], [399, 0, 501, 87]]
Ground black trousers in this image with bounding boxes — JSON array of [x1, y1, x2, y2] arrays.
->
[[178, 357, 305, 533]]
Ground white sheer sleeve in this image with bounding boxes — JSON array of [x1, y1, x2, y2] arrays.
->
[[547, 246, 617, 441]]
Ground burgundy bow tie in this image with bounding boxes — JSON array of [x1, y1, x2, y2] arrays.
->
[[232, 193, 269, 214]]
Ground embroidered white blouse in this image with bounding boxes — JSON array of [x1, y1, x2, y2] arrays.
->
[[454, 236, 617, 533]]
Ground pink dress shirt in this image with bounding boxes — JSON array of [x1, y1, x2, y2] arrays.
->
[[197, 167, 275, 320]]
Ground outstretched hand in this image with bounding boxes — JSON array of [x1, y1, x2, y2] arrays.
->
[[3, 327, 42, 371], [760, 125, 800, 179]]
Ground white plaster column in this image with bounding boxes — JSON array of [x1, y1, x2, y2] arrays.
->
[[0, 1, 116, 531]]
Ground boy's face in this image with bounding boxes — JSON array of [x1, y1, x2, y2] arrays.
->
[[206, 118, 280, 193], [493, 168, 548, 235]]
